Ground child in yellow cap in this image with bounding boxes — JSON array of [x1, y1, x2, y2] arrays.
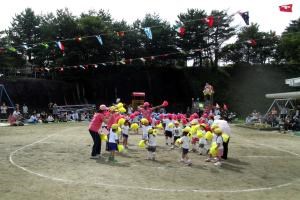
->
[[108, 124, 119, 162], [205, 128, 223, 166]]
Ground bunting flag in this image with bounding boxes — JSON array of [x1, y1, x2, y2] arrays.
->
[[116, 31, 125, 37], [139, 58, 146, 63], [205, 16, 214, 28], [239, 11, 249, 25], [8, 47, 17, 52], [144, 27, 153, 40], [56, 41, 64, 52], [247, 39, 257, 46], [279, 4, 293, 12], [75, 37, 82, 42], [41, 43, 49, 49], [96, 35, 103, 45], [79, 65, 85, 69], [176, 26, 186, 37]]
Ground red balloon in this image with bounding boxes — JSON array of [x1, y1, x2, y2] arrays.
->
[[162, 100, 168, 107]]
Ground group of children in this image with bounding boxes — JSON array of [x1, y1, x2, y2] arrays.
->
[[89, 102, 230, 166]]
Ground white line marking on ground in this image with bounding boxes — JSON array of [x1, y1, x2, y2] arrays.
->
[[8, 134, 298, 193]]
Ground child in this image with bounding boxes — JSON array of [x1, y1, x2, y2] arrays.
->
[[164, 116, 174, 146], [141, 118, 151, 141], [145, 128, 157, 160], [179, 128, 192, 166], [205, 128, 223, 166], [171, 121, 182, 149], [122, 120, 130, 148], [108, 124, 119, 162]]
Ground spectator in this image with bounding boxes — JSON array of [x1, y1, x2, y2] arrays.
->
[[22, 104, 28, 118], [0, 102, 8, 120]]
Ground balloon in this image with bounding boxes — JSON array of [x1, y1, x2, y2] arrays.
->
[[100, 134, 108, 141], [130, 123, 139, 130], [197, 130, 203, 138], [118, 144, 124, 152], [138, 140, 146, 148], [209, 142, 218, 157], [130, 114, 135, 119], [162, 100, 168, 107], [119, 107, 126, 113], [222, 133, 230, 143], [116, 103, 124, 108], [118, 118, 126, 126], [205, 131, 213, 141], [156, 123, 163, 129], [117, 127, 122, 135]]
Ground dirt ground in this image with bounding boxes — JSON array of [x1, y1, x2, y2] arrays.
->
[[1, 122, 300, 200]]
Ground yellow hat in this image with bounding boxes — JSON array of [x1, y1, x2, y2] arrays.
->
[[214, 128, 222, 135], [141, 118, 149, 125], [111, 123, 119, 130]]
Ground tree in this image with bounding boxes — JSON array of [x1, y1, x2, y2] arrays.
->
[[277, 18, 300, 64], [221, 23, 279, 64]]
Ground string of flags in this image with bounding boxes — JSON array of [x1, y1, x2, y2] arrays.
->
[[0, 4, 295, 55]]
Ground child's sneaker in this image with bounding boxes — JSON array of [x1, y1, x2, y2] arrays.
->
[[90, 155, 100, 159], [205, 158, 212, 162], [214, 161, 222, 167], [179, 158, 184, 162]]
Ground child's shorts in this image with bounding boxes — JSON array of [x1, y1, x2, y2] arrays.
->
[[164, 130, 172, 138], [108, 142, 117, 151], [182, 148, 189, 155], [122, 134, 129, 139], [147, 146, 156, 152]]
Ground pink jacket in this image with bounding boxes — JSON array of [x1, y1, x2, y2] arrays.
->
[[88, 113, 104, 132]]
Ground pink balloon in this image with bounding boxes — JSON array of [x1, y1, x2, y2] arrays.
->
[[162, 100, 168, 107]]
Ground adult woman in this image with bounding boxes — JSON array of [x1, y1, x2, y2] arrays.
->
[[88, 104, 109, 159]]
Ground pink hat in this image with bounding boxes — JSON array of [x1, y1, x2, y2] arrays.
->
[[143, 102, 150, 107], [99, 104, 108, 111]]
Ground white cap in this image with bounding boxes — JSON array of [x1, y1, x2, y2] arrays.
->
[[99, 104, 108, 111]]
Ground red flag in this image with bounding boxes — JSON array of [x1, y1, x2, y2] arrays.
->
[[205, 16, 214, 28], [279, 4, 293, 12], [176, 26, 186, 37], [247, 39, 256, 46], [116, 31, 125, 37]]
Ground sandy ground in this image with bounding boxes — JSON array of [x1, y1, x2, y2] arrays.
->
[[1, 122, 300, 200]]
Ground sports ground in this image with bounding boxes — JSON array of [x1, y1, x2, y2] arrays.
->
[[1, 123, 300, 200]]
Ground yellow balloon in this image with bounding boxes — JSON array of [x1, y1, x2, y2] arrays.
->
[[116, 103, 124, 108], [100, 134, 108, 141], [197, 130, 203, 138], [118, 118, 126, 126], [222, 133, 230, 143], [130, 123, 139, 130], [156, 123, 163, 129], [119, 107, 126, 113], [205, 131, 213, 141], [118, 144, 124, 152], [117, 127, 122, 135], [138, 140, 146, 148], [175, 138, 182, 144], [209, 142, 218, 157]]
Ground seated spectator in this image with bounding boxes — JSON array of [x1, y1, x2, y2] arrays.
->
[[47, 115, 54, 122], [27, 114, 38, 124]]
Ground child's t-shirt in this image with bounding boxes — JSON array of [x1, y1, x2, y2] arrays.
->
[[142, 125, 151, 140], [215, 135, 224, 150], [181, 136, 190, 149], [122, 125, 129, 135], [148, 134, 156, 147], [173, 126, 182, 137], [109, 131, 118, 143]]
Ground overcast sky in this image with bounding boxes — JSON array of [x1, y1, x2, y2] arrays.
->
[[0, 0, 299, 34]]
